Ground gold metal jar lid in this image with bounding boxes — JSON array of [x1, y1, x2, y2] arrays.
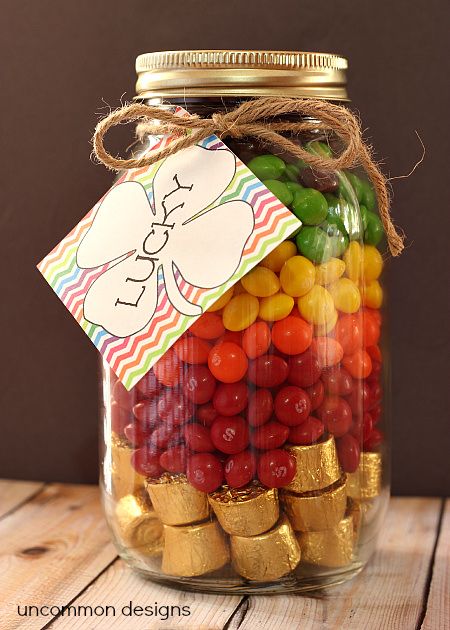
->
[[135, 50, 348, 100]]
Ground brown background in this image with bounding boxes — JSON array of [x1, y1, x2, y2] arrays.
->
[[0, 0, 448, 495]]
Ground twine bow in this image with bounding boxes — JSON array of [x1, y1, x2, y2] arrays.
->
[[93, 97, 404, 256]]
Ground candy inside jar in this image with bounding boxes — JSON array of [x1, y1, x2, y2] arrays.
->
[[100, 49, 390, 594]]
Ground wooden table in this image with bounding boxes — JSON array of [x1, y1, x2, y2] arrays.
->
[[0, 480, 447, 629]]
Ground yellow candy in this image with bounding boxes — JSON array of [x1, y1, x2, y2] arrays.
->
[[343, 241, 363, 283], [298, 285, 335, 326], [363, 245, 383, 282], [259, 293, 294, 321], [362, 280, 383, 308], [233, 281, 247, 295], [315, 258, 346, 285], [280, 256, 315, 297], [223, 294, 259, 331], [329, 278, 361, 314], [314, 309, 338, 336], [261, 241, 297, 272], [241, 266, 280, 297], [207, 287, 233, 312]]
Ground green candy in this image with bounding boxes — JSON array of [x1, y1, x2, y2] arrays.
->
[[364, 210, 384, 246], [281, 163, 301, 182], [360, 204, 369, 232], [263, 179, 294, 207], [324, 193, 340, 215], [285, 181, 304, 196], [305, 140, 333, 158], [247, 155, 286, 181], [296, 226, 333, 263], [361, 179, 376, 211], [292, 188, 328, 225], [346, 172, 364, 203], [321, 217, 349, 257]]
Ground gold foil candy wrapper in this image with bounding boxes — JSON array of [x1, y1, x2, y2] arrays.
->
[[282, 475, 347, 532], [299, 515, 354, 568], [285, 436, 341, 493], [347, 452, 382, 500], [230, 514, 301, 581], [208, 482, 279, 536], [114, 493, 164, 556], [146, 473, 209, 525], [111, 435, 145, 500], [162, 520, 229, 577]]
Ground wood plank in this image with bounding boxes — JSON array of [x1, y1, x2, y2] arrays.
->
[[422, 499, 449, 630], [0, 484, 117, 630], [0, 479, 45, 520], [230, 497, 441, 630], [49, 559, 242, 629]]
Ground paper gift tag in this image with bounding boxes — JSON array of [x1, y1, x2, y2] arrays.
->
[[38, 114, 301, 389]]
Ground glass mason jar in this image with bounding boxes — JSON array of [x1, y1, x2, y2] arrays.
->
[[100, 50, 390, 594]]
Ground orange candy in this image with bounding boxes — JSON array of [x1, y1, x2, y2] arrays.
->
[[173, 337, 211, 364], [242, 321, 271, 359], [271, 316, 312, 356], [190, 312, 225, 340], [334, 313, 363, 355], [311, 337, 344, 368], [362, 310, 380, 347], [208, 342, 248, 383], [343, 349, 373, 379]]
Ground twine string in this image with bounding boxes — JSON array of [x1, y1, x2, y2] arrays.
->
[[93, 97, 404, 256]]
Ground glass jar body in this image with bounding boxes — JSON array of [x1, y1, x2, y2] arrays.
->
[[100, 98, 390, 594]]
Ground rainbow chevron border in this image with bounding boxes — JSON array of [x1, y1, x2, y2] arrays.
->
[[38, 134, 301, 390]]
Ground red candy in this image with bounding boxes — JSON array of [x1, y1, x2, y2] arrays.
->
[[112, 379, 136, 410], [271, 316, 312, 356], [321, 367, 353, 396], [346, 380, 372, 415], [318, 396, 352, 437], [159, 445, 187, 473], [197, 402, 218, 426], [131, 448, 162, 478], [124, 422, 152, 447], [305, 379, 325, 411], [364, 427, 383, 450], [257, 449, 296, 488], [225, 450, 257, 488], [183, 365, 216, 404], [173, 337, 211, 364], [190, 312, 225, 340], [210, 415, 249, 454], [350, 412, 373, 442], [148, 425, 175, 450], [157, 390, 193, 426], [153, 348, 181, 387], [250, 420, 289, 450], [274, 385, 311, 426], [111, 400, 131, 436], [184, 423, 214, 452], [135, 370, 160, 399], [247, 388, 273, 427], [213, 381, 248, 416], [288, 417, 325, 445], [242, 321, 271, 359], [247, 354, 289, 388], [288, 349, 321, 388], [132, 399, 158, 425], [187, 452, 223, 492], [208, 342, 248, 383], [336, 434, 361, 472]]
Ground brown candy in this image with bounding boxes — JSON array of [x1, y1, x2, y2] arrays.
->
[[162, 520, 229, 577], [230, 514, 301, 581], [299, 167, 339, 192], [282, 475, 347, 532], [347, 452, 382, 500], [285, 436, 342, 493], [114, 493, 163, 556], [110, 435, 145, 500], [298, 515, 354, 568], [146, 473, 209, 525], [208, 482, 279, 536]]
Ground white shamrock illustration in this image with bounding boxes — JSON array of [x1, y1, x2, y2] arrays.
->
[[77, 145, 255, 337]]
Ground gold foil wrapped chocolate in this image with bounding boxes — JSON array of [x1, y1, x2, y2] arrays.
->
[[111, 434, 145, 499], [347, 452, 382, 500], [208, 482, 279, 536], [285, 436, 341, 493], [146, 473, 209, 525], [282, 475, 347, 532], [162, 520, 229, 577], [299, 515, 354, 567], [230, 514, 301, 581], [114, 492, 163, 556]]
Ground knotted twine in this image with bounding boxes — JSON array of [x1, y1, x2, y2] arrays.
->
[[93, 97, 404, 256]]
